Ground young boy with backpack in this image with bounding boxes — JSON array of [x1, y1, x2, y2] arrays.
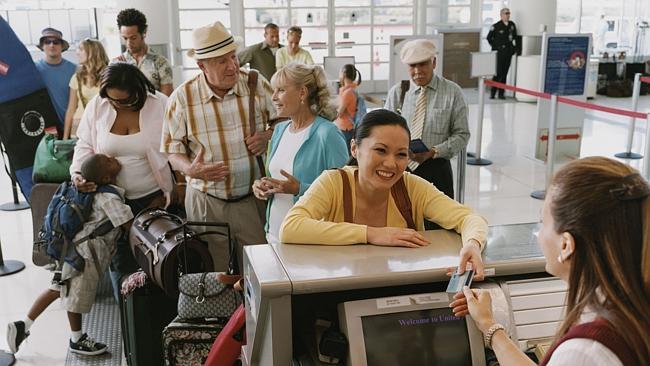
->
[[6, 154, 133, 356]]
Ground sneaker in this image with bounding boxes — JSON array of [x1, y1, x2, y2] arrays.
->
[[6, 321, 30, 353], [69, 334, 108, 356]]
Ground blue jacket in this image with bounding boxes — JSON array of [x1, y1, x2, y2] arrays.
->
[[265, 115, 348, 230]]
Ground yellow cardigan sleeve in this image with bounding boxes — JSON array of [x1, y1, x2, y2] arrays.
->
[[280, 170, 367, 245], [406, 173, 488, 249]]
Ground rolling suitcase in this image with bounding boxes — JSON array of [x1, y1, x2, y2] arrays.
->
[[162, 317, 225, 366], [120, 277, 178, 366]]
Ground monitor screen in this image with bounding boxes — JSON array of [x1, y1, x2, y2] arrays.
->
[[360, 308, 472, 366]]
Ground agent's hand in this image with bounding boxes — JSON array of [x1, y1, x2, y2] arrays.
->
[[367, 227, 430, 248], [409, 149, 434, 164], [450, 287, 496, 334], [457, 239, 485, 280], [72, 173, 97, 192], [186, 146, 229, 182], [262, 170, 300, 195], [252, 179, 273, 200], [245, 131, 270, 156]]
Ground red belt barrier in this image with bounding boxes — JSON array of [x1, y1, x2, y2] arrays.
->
[[485, 80, 647, 120], [640, 76, 650, 84]]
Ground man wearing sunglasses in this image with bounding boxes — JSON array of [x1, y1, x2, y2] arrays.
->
[[35, 27, 77, 129], [487, 8, 520, 100]]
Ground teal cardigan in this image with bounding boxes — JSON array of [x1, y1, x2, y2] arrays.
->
[[264, 115, 349, 231]]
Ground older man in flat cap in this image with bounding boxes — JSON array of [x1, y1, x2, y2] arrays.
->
[[385, 39, 469, 226], [162, 22, 276, 271], [35, 27, 77, 129]]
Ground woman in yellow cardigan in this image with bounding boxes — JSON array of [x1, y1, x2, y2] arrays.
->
[[280, 109, 488, 278]]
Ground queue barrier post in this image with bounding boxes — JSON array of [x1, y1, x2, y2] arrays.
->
[[615, 73, 643, 159], [531, 94, 558, 200], [467, 76, 492, 166], [457, 147, 466, 204]]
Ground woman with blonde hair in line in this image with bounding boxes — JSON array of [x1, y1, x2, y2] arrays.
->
[[253, 62, 348, 245], [63, 38, 109, 139], [451, 156, 650, 365]]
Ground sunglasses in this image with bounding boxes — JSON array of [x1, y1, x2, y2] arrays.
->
[[107, 94, 139, 107], [504, 12, 511, 15], [43, 39, 62, 45]]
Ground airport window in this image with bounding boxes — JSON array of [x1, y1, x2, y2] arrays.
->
[[3, 8, 96, 48]]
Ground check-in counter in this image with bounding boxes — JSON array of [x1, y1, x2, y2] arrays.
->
[[242, 223, 555, 365]]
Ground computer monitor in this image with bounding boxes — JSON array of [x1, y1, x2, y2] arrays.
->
[[339, 291, 486, 366]]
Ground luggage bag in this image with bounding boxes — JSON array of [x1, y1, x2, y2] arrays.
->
[[162, 317, 225, 366]]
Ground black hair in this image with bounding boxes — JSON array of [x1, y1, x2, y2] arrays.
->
[[264, 23, 279, 33], [348, 109, 410, 166], [99, 62, 155, 112], [80, 154, 111, 184], [117, 8, 148, 34], [341, 64, 362, 86]]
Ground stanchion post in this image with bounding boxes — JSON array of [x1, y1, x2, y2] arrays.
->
[[457, 147, 466, 204], [468, 77, 492, 166], [532, 94, 558, 200], [644, 114, 650, 181], [615, 73, 643, 159]]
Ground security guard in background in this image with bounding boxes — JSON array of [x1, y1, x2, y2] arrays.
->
[[487, 8, 520, 99]]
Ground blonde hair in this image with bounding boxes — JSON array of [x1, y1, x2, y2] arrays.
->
[[77, 39, 109, 87], [271, 62, 336, 120], [549, 157, 650, 364]]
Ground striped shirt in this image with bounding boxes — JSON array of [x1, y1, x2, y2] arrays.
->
[[162, 69, 275, 199], [384, 74, 469, 159]]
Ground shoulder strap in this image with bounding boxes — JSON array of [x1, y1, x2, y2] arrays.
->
[[247, 70, 266, 177], [390, 176, 417, 230], [398, 80, 410, 114], [338, 169, 353, 223], [76, 73, 88, 108]]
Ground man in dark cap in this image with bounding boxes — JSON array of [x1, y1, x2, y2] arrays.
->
[[34, 27, 77, 128], [487, 8, 520, 99]]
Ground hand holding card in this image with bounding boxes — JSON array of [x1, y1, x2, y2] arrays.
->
[[446, 269, 474, 294]]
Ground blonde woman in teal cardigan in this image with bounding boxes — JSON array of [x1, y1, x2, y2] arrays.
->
[[253, 62, 348, 245]]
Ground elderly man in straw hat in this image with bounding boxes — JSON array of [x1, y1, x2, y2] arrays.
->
[[35, 27, 77, 128], [384, 39, 469, 227], [162, 22, 276, 271]]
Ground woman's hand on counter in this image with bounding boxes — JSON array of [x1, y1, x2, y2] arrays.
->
[[366, 227, 430, 248], [458, 240, 485, 280], [450, 287, 496, 334]]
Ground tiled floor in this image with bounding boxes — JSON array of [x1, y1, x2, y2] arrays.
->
[[0, 90, 648, 365]]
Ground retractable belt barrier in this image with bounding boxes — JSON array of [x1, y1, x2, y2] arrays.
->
[[473, 79, 650, 197]]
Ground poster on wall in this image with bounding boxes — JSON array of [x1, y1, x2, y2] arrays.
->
[[543, 36, 590, 96]]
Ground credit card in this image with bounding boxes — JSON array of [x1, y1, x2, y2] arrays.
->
[[446, 269, 474, 293]]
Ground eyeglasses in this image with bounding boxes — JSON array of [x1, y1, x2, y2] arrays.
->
[[43, 39, 62, 45], [504, 12, 511, 15]]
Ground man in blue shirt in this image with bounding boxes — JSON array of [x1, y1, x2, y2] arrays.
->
[[34, 28, 76, 129]]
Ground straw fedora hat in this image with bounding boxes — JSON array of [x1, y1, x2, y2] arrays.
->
[[187, 22, 237, 60]]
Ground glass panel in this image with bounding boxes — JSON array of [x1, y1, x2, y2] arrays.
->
[[336, 44, 371, 63], [555, 0, 580, 33], [354, 63, 371, 83], [334, 8, 371, 25], [449, 0, 470, 5], [373, 8, 413, 25], [244, 9, 289, 28], [182, 68, 201, 81], [447, 6, 471, 24], [182, 51, 198, 68], [335, 25, 371, 44], [374, 44, 389, 62], [334, 0, 370, 6], [179, 10, 230, 29], [292, 0, 327, 7], [180, 30, 193, 49], [39, 1, 65, 9], [426, 7, 443, 24], [374, 0, 412, 5], [298, 27, 328, 44], [8, 11, 30, 44], [69, 9, 92, 42], [244, 0, 288, 7], [373, 25, 413, 43], [373, 62, 389, 80], [180, 0, 228, 9], [291, 8, 328, 26], [427, 0, 444, 6], [305, 46, 328, 64], [28, 10, 49, 44]]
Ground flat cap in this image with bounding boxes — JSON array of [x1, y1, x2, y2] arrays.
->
[[400, 39, 436, 65]]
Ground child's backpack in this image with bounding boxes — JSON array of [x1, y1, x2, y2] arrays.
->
[[39, 181, 120, 273], [352, 89, 368, 129]]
